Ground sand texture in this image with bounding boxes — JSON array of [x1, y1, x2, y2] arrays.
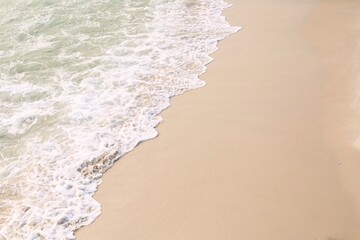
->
[[77, 0, 360, 239]]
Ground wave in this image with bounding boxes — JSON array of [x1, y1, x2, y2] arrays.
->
[[0, 0, 239, 238]]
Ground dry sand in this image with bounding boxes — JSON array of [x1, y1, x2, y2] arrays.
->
[[76, 0, 360, 239]]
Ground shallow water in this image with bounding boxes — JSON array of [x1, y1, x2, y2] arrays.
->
[[0, 0, 238, 238]]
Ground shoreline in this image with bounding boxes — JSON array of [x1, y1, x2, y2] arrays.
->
[[77, 0, 360, 239]]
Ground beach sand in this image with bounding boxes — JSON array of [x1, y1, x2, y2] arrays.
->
[[76, 0, 360, 239]]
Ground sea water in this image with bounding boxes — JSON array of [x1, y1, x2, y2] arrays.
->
[[0, 0, 239, 238]]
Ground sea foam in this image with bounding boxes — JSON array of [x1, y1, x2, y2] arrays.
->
[[0, 0, 239, 238]]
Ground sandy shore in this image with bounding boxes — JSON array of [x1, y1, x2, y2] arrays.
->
[[76, 0, 360, 239]]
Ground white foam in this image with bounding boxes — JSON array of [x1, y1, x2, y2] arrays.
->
[[0, 0, 240, 239]]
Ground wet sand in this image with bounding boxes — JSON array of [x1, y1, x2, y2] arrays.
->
[[77, 0, 360, 239]]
